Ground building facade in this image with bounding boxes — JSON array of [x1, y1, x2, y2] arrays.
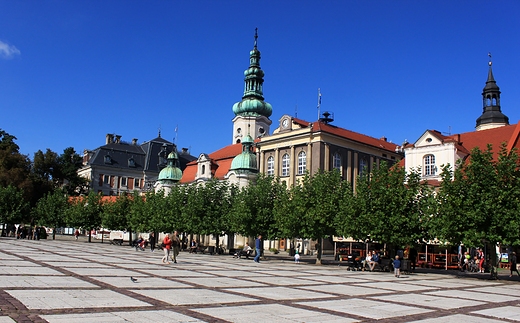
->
[[404, 59, 520, 184], [257, 113, 402, 189], [78, 133, 195, 195]]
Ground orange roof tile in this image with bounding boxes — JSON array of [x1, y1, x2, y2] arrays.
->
[[180, 144, 242, 183], [292, 117, 399, 153], [449, 121, 520, 159]]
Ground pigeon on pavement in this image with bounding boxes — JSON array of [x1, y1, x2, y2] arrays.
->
[[130, 276, 138, 283]]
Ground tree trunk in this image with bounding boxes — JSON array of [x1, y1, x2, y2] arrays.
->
[[488, 242, 499, 280], [215, 235, 220, 255], [315, 238, 323, 265]]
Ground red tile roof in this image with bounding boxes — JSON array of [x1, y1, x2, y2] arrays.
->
[[292, 118, 400, 153], [180, 144, 242, 183], [454, 122, 520, 156], [408, 121, 520, 162]]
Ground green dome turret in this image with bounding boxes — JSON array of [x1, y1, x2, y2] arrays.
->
[[232, 28, 273, 118], [158, 151, 182, 183], [230, 134, 258, 174]]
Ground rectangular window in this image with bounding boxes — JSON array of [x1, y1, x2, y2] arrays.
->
[[297, 152, 306, 175], [424, 155, 436, 176], [135, 178, 140, 188], [103, 175, 110, 184], [282, 154, 290, 177], [121, 177, 127, 187], [267, 157, 274, 175]]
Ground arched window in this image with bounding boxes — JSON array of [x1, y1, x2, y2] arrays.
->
[[281, 153, 290, 176], [267, 156, 274, 175], [333, 152, 341, 172], [201, 165, 206, 175], [424, 154, 436, 176], [297, 151, 307, 175]]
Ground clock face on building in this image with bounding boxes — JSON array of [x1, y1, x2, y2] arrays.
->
[[282, 119, 289, 129]]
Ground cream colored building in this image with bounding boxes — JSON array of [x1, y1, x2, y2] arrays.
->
[[257, 113, 403, 188]]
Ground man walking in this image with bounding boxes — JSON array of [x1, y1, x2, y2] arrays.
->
[[254, 234, 262, 263], [149, 232, 156, 252], [171, 231, 181, 263]]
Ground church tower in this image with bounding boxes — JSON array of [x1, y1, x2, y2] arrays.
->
[[476, 55, 509, 131], [232, 29, 272, 143]]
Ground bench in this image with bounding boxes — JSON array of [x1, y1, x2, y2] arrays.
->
[[110, 239, 123, 245], [365, 258, 391, 272]]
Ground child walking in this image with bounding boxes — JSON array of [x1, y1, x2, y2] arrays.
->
[[294, 250, 300, 264], [393, 255, 401, 278]]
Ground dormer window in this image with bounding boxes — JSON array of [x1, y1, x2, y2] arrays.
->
[[104, 155, 111, 164], [128, 158, 136, 168]]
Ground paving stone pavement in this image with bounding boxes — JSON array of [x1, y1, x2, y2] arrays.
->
[[1, 238, 520, 322]]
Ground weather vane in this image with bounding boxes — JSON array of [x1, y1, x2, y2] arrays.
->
[[254, 27, 258, 48]]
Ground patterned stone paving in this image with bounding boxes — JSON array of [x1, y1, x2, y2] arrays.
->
[[1, 238, 520, 322]]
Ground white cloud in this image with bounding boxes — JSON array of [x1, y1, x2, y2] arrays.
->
[[0, 40, 21, 59]]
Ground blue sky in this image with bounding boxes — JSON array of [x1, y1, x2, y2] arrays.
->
[[1, 1, 520, 159]]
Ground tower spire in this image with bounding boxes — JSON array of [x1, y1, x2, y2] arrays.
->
[[476, 53, 509, 131], [232, 28, 272, 118]]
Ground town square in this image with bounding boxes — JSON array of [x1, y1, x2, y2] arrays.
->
[[1, 237, 520, 323]]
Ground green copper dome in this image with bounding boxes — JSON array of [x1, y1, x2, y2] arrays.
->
[[232, 28, 272, 118], [158, 151, 182, 182], [230, 134, 258, 174]]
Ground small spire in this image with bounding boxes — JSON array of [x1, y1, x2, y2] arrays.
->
[[488, 52, 492, 67], [254, 28, 258, 49], [158, 125, 161, 138]]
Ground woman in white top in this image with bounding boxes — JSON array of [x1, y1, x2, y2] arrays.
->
[[362, 253, 372, 271]]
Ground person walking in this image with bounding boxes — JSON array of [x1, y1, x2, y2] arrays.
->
[[510, 251, 520, 277], [161, 234, 172, 264], [149, 232, 156, 252], [254, 234, 262, 263], [478, 248, 485, 273], [393, 255, 401, 278], [74, 229, 80, 241], [171, 231, 181, 263]]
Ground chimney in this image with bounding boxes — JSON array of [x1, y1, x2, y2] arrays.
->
[[380, 136, 387, 142], [182, 147, 189, 154], [115, 135, 122, 144], [132, 138, 138, 145], [106, 134, 114, 144]]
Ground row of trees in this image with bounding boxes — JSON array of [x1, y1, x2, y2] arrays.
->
[[2, 126, 520, 274], [0, 129, 87, 228], [27, 145, 520, 250]]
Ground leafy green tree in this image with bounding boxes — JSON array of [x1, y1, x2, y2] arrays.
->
[[285, 170, 350, 263], [346, 162, 433, 251], [182, 184, 205, 236], [163, 185, 190, 234], [0, 185, 29, 233], [33, 189, 69, 239], [31, 148, 58, 198], [231, 174, 285, 240], [102, 194, 131, 232], [197, 180, 234, 251], [436, 144, 520, 278], [56, 147, 88, 195], [31, 147, 87, 197], [139, 190, 166, 233], [0, 130, 34, 208], [66, 191, 102, 242]]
